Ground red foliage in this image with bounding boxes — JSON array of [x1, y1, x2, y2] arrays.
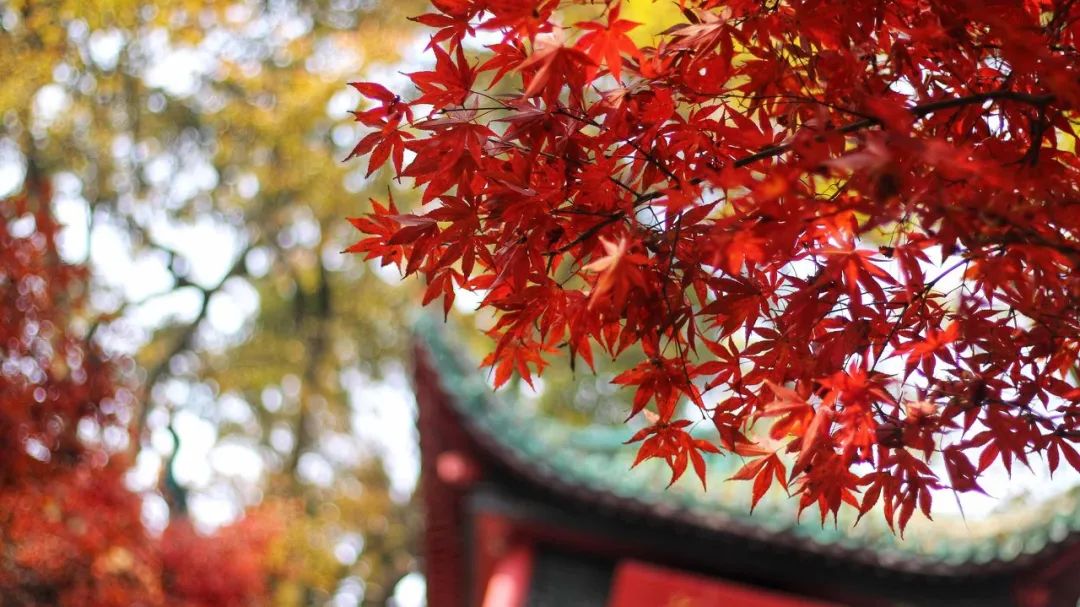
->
[[0, 466, 162, 607], [160, 509, 284, 607], [347, 0, 1080, 531], [0, 184, 112, 486], [0, 186, 282, 605]]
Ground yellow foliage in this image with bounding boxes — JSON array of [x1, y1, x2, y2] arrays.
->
[[621, 0, 688, 45]]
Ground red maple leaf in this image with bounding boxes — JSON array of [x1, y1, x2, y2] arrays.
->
[[574, 5, 642, 82]]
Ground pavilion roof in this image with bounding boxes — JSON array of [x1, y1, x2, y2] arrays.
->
[[416, 315, 1080, 576]]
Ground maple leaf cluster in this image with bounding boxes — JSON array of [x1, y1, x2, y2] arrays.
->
[[346, 0, 1080, 531], [0, 185, 283, 606]]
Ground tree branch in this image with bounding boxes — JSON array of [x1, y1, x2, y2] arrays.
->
[[733, 90, 1055, 169], [136, 239, 257, 436]]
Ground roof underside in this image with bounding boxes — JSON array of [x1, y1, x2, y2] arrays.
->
[[416, 316, 1080, 576]]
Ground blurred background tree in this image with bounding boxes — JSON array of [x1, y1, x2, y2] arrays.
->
[[0, 0, 698, 604], [1, 0, 428, 604]]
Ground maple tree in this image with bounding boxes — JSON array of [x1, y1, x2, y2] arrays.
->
[[0, 184, 284, 606], [347, 0, 1080, 531]]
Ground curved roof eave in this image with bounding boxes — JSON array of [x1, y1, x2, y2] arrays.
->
[[415, 315, 1080, 577]]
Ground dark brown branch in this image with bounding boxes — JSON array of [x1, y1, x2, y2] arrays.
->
[[136, 240, 257, 435], [733, 90, 1055, 169]]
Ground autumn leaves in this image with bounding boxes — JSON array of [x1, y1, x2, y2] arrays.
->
[[346, 0, 1080, 531]]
